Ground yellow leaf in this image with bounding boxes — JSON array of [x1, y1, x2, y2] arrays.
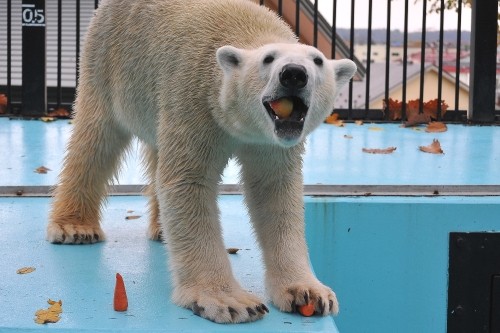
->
[[35, 299, 62, 324], [16, 267, 35, 274]]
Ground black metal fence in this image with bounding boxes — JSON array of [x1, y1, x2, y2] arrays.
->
[[1, 0, 499, 123]]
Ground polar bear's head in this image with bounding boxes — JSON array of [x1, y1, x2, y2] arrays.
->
[[215, 43, 356, 147]]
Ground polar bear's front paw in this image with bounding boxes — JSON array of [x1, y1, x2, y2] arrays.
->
[[270, 279, 339, 316], [46, 221, 105, 244], [174, 286, 269, 323]]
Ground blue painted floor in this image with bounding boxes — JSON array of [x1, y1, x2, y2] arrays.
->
[[0, 195, 338, 332], [1, 118, 499, 186], [0, 118, 499, 332]]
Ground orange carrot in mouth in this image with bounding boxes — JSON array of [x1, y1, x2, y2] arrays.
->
[[114, 273, 128, 311]]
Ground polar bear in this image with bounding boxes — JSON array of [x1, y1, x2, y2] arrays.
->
[[47, 0, 356, 324]]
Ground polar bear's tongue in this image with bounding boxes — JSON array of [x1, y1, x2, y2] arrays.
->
[[268, 98, 293, 119]]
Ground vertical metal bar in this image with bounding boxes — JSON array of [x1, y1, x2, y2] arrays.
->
[[384, 0, 391, 120], [364, 0, 373, 113], [95, 0, 99, 9], [331, 0, 337, 58], [454, 0, 462, 116], [468, 0, 497, 123], [418, 0, 427, 114], [278, 0, 282, 16], [57, 0, 62, 107], [76, 0, 81, 86], [260, 0, 264, 6], [401, 0, 409, 120], [313, 0, 318, 48], [295, 0, 300, 38], [348, 0, 355, 116], [436, 0, 445, 120], [7, 0, 12, 112]]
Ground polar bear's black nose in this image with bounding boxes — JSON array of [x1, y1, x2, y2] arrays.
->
[[279, 64, 308, 89]]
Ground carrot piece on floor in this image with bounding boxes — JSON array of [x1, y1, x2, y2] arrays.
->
[[298, 303, 315, 317], [114, 273, 128, 311]]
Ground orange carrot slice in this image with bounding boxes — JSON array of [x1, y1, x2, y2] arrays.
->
[[298, 303, 315, 317], [114, 273, 128, 311]]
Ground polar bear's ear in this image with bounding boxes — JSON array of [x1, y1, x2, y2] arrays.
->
[[216, 46, 245, 74], [332, 59, 357, 89]]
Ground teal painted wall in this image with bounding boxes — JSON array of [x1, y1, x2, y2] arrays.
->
[[305, 196, 500, 333]]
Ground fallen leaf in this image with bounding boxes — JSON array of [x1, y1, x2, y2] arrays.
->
[[40, 117, 56, 122], [0, 94, 7, 114], [426, 122, 448, 133], [126, 210, 135, 213], [368, 127, 383, 131], [405, 111, 431, 127], [35, 299, 62, 324], [48, 107, 71, 118], [362, 147, 397, 154], [419, 139, 444, 154], [423, 99, 448, 120], [125, 215, 141, 220], [34, 166, 51, 174], [226, 248, 240, 254], [384, 98, 403, 120], [17, 267, 36, 274], [343, 134, 353, 139], [325, 113, 344, 127]]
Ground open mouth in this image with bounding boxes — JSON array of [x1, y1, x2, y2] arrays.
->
[[263, 96, 309, 141]]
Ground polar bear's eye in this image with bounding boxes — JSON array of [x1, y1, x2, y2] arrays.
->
[[314, 57, 323, 66], [263, 55, 275, 64]]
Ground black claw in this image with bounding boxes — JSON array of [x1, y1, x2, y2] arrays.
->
[[61, 234, 66, 242], [261, 304, 269, 313], [329, 300, 334, 312], [73, 233, 79, 242], [192, 302, 204, 317], [94, 234, 99, 241], [246, 307, 257, 316], [318, 297, 325, 315], [290, 300, 296, 312], [256, 305, 266, 314], [228, 307, 238, 320], [304, 292, 309, 304]]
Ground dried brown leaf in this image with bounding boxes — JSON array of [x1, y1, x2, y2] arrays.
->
[[343, 134, 353, 139], [34, 166, 51, 174], [325, 113, 344, 127], [35, 299, 62, 324], [419, 139, 444, 154], [125, 215, 141, 220], [17, 267, 36, 274], [226, 248, 240, 254], [425, 121, 447, 133], [362, 147, 397, 154], [48, 107, 71, 118]]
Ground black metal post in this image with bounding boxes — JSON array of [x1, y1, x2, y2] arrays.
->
[[384, 0, 391, 120], [418, 0, 427, 114], [57, 0, 62, 107], [21, 0, 46, 116], [468, 0, 497, 123], [7, 0, 12, 112], [331, 0, 337, 58], [365, 0, 372, 114]]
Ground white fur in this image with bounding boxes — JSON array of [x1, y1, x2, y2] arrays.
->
[[47, 0, 356, 323]]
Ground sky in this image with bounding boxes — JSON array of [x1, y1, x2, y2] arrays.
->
[[315, 0, 472, 32]]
